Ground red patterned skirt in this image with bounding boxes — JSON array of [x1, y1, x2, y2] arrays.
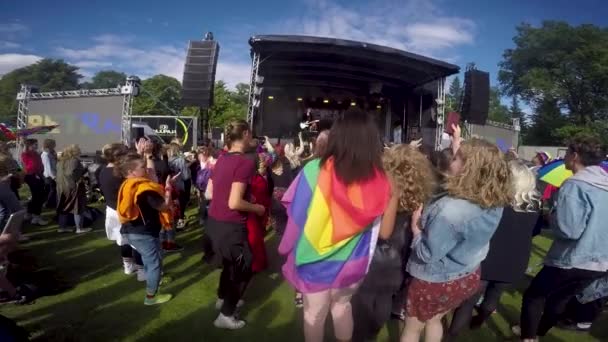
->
[[405, 269, 481, 322]]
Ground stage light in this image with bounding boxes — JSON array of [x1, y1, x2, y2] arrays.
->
[[268, 96, 274, 100], [323, 99, 329, 103], [297, 97, 303, 102], [350, 102, 356, 106]]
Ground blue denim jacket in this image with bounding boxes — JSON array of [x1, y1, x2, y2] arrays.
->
[[545, 166, 608, 271], [406, 196, 503, 282]]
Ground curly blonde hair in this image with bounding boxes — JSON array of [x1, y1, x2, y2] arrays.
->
[[383, 144, 436, 212], [509, 159, 541, 212], [445, 139, 512, 208], [59, 144, 81, 161]]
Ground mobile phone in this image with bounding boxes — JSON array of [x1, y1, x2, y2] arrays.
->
[[444, 112, 460, 135]]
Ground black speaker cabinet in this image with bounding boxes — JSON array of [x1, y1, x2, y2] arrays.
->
[[181, 40, 220, 109], [462, 69, 490, 125]]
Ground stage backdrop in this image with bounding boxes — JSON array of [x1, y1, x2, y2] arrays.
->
[[27, 96, 123, 155]]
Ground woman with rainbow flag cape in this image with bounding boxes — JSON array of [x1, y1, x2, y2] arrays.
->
[[402, 139, 512, 342], [278, 109, 393, 342]]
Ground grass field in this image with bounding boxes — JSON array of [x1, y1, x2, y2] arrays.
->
[[2, 206, 607, 341]]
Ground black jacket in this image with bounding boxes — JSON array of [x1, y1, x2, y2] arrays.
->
[[481, 206, 540, 283]]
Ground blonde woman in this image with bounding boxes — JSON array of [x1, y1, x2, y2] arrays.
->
[[447, 159, 541, 339], [402, 139, 512, 342], [56, 145, 91, 234]]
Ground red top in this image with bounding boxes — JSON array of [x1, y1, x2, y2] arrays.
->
[[209, 153, 255, 223], [21, 151, 43, 175]]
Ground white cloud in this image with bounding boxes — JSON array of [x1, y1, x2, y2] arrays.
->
[[0, 23, 28, 34], [282, 0, 475, 59], [0, 41, 20, 49], [0, 53, 42, 75], [55, 34, 250, 88]]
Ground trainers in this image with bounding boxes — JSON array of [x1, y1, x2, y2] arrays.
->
[[136, 268, 146, 282], [144, 293, 172, 306], [123, 262, 136, 275], [215, 298, 244, 310], [31, 216, 48, 226], [511, 325, 521, 337], [76, 228, 93, 234], [162, 242, 184, 252], [213, 313, 246, 330], [57, 228, 73, 233], [176, 219, 186, 230]]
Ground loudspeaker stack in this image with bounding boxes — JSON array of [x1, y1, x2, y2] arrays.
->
[[181, 39, 220, 109], [461, 69, 490, 125]]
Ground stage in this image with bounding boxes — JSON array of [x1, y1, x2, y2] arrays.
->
[[246, 35, 460, 149]]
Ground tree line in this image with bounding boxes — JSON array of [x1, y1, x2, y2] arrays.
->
[[1, 20, 607, 146], [446, 21, 608, 146], [0, 60, 248, 129]]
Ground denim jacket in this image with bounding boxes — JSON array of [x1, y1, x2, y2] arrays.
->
[[545, 166, 608, 271], [406, 196, 503, 283]]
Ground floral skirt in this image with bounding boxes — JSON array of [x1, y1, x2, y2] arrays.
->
[[405, 269, 481, 322]]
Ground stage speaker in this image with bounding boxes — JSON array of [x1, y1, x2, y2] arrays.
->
[[462, 69, 490, 125], [181, 39, 220, 109], [211, 127, 223, 140]]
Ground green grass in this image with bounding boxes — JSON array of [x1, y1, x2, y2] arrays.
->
[[2, 207, 607, 341]]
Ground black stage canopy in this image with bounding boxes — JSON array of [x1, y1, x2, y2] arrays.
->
[[249, 35, 460, 92]]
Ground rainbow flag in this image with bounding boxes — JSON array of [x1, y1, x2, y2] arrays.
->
[[278, 158, 390, 293]]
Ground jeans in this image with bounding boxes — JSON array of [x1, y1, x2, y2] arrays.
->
[[125, 233, 162, 295], [520, 266, 604, 338], [44, 177, 57, 209], [159, 229, 175, 242], [448, 280, 510, 338], [24, 174, 47, 215]]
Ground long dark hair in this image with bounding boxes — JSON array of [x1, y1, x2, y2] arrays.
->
[[320, 108, 384, 184]]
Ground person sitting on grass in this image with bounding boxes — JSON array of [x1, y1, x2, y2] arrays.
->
[[116, 152, 180, 306]]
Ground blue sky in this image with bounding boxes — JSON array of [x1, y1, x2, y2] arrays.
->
[[0, 0, 606, 89]]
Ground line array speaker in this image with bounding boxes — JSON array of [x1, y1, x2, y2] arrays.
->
[[181, 40, 220, 109], [462, 69, 490, 125]]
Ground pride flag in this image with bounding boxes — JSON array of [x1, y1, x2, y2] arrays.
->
[[278, 158, 390, 293]]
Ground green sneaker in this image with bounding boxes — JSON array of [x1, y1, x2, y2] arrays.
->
[[144, 293, 173, 306]]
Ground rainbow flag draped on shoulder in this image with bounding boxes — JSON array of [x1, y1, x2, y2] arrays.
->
[[278, 158, 390, 293]]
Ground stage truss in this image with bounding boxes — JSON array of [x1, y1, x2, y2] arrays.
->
[[246, 52, 261, 129], [15, 78, 140, 154]]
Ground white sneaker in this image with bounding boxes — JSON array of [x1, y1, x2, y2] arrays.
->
[[31, 216, 49, 226], [213, 313, 246, 330], [136, 268, 146, 282], [57, 228, 73, 233], [511, 325, 521, 337], [176, 219, 186, 229], [76, 228, 93, 234], [215, 298, 244, 310], [123, 262, 136, 275]]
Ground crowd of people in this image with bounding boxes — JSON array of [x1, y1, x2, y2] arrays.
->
[[0, 107, 607, 342]]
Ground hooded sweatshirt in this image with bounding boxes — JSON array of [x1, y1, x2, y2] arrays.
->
[[545, 166, 608, 271]]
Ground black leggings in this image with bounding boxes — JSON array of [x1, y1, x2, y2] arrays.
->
[[207, 218, 252, 316], [520, 266, 604, 338], [448, 280, 510, 338], [120, 244, 143, 266], [24, 174, 47, 215], [563, 296, 608, 323], [178, 179, 192, 219]]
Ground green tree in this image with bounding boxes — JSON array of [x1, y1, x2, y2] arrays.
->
[[133, 74, 182, 115], [85, 70, 127, 89], [0, 58, 82, 123], [488, 87, 511, 124], [499, 21, 608, 123], [208, 81, 247, 128], [525, 98, 568, 145], [446, 76, 462, 112]]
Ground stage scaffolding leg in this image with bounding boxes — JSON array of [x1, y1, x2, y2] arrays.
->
[[16, 84, 32, 156], [247, 53, 260, 130], [434, 77, 446, 151]]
